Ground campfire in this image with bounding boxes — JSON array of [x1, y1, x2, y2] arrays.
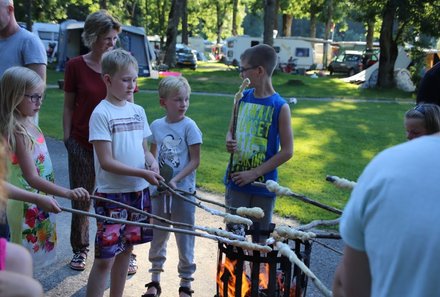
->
[[216, 223, 311, 297]]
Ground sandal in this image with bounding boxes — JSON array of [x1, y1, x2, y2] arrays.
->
[[69, 251, 87, 271], [127, 253, 138, 275], [141, 281, 161, 297], [179, 286, 194, 297]]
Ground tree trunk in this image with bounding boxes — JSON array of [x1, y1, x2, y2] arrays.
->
[[181, 0, 188, 45], [99, 0, 107, 10], [215, 1, 223, 44], [232, 0, 238, 36], [377, 1, 398, 88], [282, 14, 293, 37], [25, 0, 32, 31], [366, 19, 375, 49], [309, 10, 317, 38], [164, 0, 183, 67], [322, 0, 333, 68], [263, 0, 276, 45]]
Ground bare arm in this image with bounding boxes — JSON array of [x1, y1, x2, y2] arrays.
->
[[5, 182, 61, 213], [63, 92, 76, 143], [93, 140, 162, 185], [27, 64, 46, 82], [0, 271, 43, 297], [144, 139, 159, 173], [169, 143, 201, 189], [15, 133, 89, 201], [332, 245, 371, 297], [231, 103, 293, 186]]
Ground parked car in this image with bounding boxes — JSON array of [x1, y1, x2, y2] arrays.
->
[[328, 50, 364, 76], [176, 43, 197, 70], [328, 50, 379, 77]]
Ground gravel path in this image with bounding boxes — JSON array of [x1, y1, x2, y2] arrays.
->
[[35, 137, 343, 297]]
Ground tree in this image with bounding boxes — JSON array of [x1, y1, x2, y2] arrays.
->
[[163, 0, 183, 67], [263, 0, 275, 45]]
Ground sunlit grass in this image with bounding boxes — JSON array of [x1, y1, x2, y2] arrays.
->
[[41, 88, 411, 223]]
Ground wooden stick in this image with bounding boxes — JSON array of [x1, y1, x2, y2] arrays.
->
[[276, 241, 333, 297], [298, 218, 341, 231], [159, 181, 253, 226], [253, 181, 343, 215], [60, 206, 270, 251], [175, 188, 237, 211], [89, 194, 245, 241], [227, 78, 251, 180]]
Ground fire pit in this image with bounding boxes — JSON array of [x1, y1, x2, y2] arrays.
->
[[216, 223, 312, 297]]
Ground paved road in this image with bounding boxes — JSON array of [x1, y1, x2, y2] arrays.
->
[[36, 137, 343, 297]]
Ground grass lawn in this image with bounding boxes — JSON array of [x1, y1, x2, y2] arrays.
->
[[47, 61, 416, 101], [41, 83, 411, 223]]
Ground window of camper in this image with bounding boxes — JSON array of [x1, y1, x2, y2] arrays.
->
[[295, 48, 310, 57], [38, 31, 53, 41], [227, 41, 234, 48], [273, 46, 280, 53], [250, 40, 260, 47]]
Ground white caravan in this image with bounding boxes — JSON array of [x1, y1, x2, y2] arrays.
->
[[223, 36, 315, 70], [32, 22, 60, 62]]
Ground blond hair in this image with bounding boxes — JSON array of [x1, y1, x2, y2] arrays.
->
[[158, 76, 191, 99], [0, 67, 45, 152], [101, 48, 138, 77], [0, 140, 6, 223], [82, 10, 121, 49]]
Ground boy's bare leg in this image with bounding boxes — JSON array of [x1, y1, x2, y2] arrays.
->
[[86, 257, 115, 297], [109, 248, 131, 297]]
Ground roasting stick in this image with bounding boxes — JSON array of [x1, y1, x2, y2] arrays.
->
[[89, 194, 245, 241], [159, 181, 255, 226], [59, 206, 270, 251], [175, 189, 236, 211], [326, 175, 356, 190], [253, 180, 342, 215], [276, 241, 333, 297], [227, 78, 251, 180], [174, 188, 264, 219]]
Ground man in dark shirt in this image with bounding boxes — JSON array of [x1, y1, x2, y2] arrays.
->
[[417, 62, 440, 105]]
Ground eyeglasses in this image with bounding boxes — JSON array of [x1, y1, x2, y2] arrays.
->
[[238, 65, 259, 73], [24, 94, 43, 103]]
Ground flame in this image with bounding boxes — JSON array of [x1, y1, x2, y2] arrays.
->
[[217, 257, 250, 297], [258, 263, 269, 289]]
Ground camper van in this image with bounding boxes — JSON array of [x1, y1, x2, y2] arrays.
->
[[32, 22, 60, 63], [223, 36, 315, 70], [56, 20, 155, 77]]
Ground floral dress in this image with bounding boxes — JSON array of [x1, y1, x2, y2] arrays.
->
[[7, 125, 57, 268]]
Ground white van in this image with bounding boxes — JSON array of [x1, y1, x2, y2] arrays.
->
[[223, 36, 315, 70], [32, 22, 60, 62]]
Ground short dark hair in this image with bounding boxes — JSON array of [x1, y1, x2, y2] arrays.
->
[[240, 44, 277, 76]]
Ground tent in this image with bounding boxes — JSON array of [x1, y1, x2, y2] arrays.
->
[[56, 20, 155, 77]]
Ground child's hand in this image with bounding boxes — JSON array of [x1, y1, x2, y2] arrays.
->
[[67, 187, 90, 201], [38, 197, 62, 213], [149, 159, 160, 174], [230, 170, 259, 187], [143, 170, 164, 186], [226, 139, 237, 153], [168, 179, 177, 189]]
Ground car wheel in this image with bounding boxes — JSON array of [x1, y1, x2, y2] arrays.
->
[[328, 67, 334, 75], [348, 68, 355, 77]]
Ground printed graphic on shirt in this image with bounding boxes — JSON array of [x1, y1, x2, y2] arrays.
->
[[158, 134, 182, 182], [109, 114, 144, 133], [232, 102, 273, 182]]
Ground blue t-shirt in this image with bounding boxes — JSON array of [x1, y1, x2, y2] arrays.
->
[[225, 89, 286, 197]]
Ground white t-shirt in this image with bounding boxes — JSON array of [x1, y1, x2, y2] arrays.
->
[[341, 135, 440, 297], [89, 100, 151, 193], [149, 116, 202, 193]]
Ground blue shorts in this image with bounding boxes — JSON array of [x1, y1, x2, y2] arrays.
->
[[93, 188, 153, 259]]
